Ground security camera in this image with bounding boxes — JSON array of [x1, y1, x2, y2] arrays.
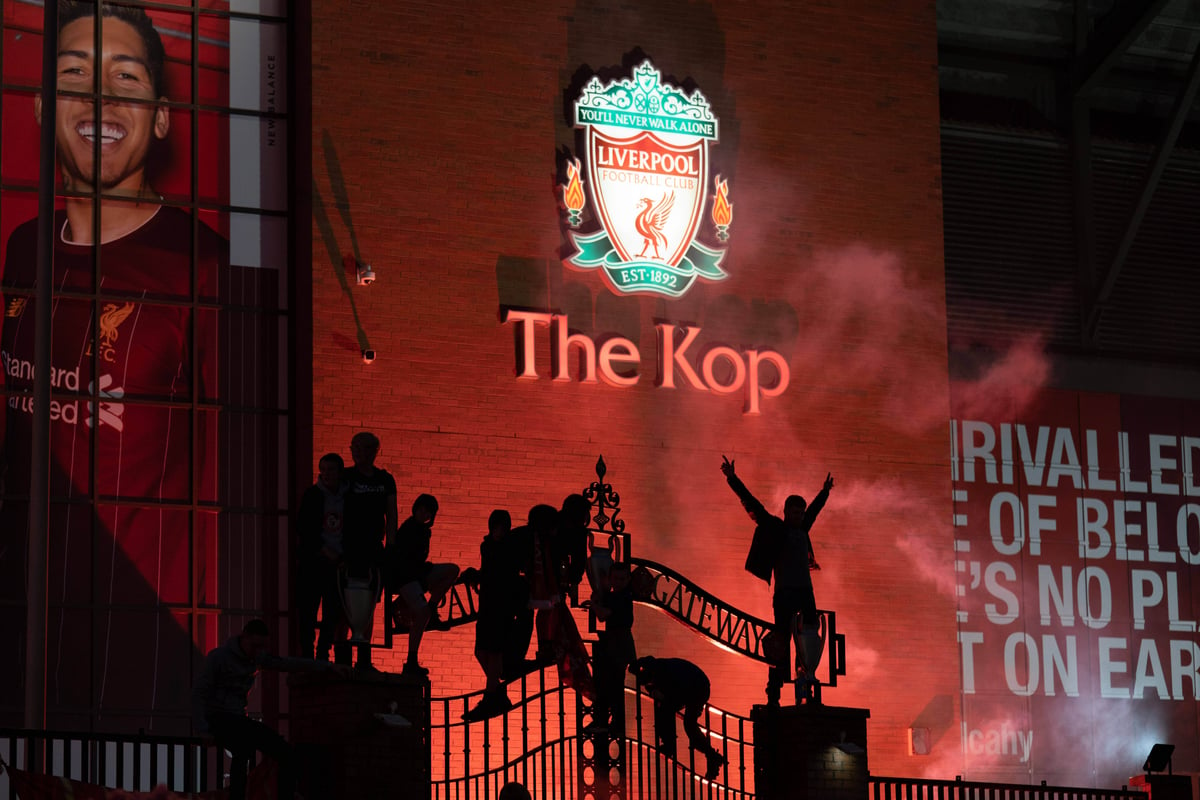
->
[[361, 349, 376, 364], [356, 262, 376, 286]]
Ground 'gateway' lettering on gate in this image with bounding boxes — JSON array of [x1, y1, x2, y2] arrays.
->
[[502, 310, 790, 415], [651, 571, 768, 657]]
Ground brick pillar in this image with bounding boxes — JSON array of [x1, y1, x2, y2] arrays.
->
[[290, 671, 430, 800], [752, 705, 870, 800]]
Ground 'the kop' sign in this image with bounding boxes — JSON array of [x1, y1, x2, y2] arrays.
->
[[502, 310, 789, 415]]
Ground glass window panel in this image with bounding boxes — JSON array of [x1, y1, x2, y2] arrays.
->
[[0, 91, 39, 188], [276, 515, 289, 609], [221, 112, 286, 212], [118, 6, 215, 111], [274, 358, 290, 423], [196, 509, 219, 604], [196, 12, 231, 112], [0, 191, 38, 264], [229, 210, 287, 270], [143, 8, 199, 107], [228, 17, 286, 114], [216, 512, 266, 611], [48, 499, 95, 605], [96, 504, 192, 605], [90, 609, 196, 721], [92, 401, 195, 502], [198, 207, 228, 249], [197, 307, 220, 402], [193, 608, 223, 655], [151, 1, 289, 18], [153, 107, 197, 206], [221, 412, 282, 508], [227, 1, 290, 19], [46, 606, 94, 711], [223, 253, 282, 307], [85, 300, 196, 384], [195, 109, 231, 209], [0, 500, 28, 603], [220, 307, 282, 408], [2, 15, 42, 88], [0, 606, 27, 711], [198, 407, 219, 503], [1, 293, 96, 500]]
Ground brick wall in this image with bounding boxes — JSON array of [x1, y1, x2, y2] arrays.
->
[[310, 0, 955, 779]]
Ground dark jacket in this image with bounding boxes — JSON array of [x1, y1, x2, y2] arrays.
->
[[471, 532, 525, 618], [726, 474, 828, 585], [387, 515, 432, 586], [192, 636, 330, 729], [601, 584, 634, 631], [638, 657, 709, 704], [296, 482, 334, 563]]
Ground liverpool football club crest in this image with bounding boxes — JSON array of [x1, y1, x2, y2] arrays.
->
[[561, 60, 732, 298]]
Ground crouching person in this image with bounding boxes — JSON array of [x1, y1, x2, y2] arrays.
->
[[629, 655, 727, 781]]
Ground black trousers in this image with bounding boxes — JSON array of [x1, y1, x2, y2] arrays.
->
[[298, 558, 344, 658], [769, 585, 816, 696], [503, 605, 534, 677], [206, 711, 295, 800], [654, 686, 715, 760], [593, 629, 636, 730]]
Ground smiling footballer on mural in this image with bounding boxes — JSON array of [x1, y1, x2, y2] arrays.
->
[[0, 2, 227, 718]]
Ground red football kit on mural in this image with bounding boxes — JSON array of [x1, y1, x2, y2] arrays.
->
[[1, 206, 221, 502], [0, 206, 225, 717]]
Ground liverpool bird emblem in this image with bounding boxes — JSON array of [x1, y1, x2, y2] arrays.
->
[[635, 192, 675, 259], [99, 301, 135, 363]]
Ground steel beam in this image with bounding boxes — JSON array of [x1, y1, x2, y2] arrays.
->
[[25, 0, 57, 731], [1072, 0, 1097, 348], [1085, 39, 1200, 342], [1073, 0, 1170, 97]]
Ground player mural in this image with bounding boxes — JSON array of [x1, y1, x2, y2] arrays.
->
[[0, 2, 289, 732]]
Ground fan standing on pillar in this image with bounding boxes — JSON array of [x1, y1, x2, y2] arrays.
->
[[720, 456, 834, 706]]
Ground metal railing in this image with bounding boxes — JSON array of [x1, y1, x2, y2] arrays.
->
[[0, 727, 222, 798], [432, 666, 756, 800], [621, 693, 755, 800], [1, 727, 1156, 800], [868, 775, 1145, 800], [432, 668, 576, 800]]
